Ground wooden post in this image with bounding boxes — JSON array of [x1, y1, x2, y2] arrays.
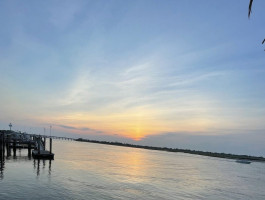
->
[[28, 142, 31, 157], [0, 133, 2, 156], [38, 137, 40, 154], [49, 138, 52, 154], [2, 133, 5, 156], [6, 135, 11, 157], [13, 140, 16, 157], [44, 137, 46, 150]]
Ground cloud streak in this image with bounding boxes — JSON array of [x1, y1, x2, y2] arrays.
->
[[56, 124, 103, 134]]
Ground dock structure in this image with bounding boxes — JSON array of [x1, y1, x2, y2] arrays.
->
[[0, 130, 35, 158], [0, 130, 75, 160], [32, 135, 54, 159]]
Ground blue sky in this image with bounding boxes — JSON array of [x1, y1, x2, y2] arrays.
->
[[0, 0, 265, 155]]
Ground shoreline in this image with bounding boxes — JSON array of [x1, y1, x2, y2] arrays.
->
[[75, 138, 265, 162]]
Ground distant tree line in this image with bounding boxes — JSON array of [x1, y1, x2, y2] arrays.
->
[[76, 138, 265, 162]]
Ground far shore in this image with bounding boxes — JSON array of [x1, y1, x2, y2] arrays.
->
[[75, 138, 265, 162]]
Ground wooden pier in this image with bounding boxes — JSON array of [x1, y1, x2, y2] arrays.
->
[[0, 130, 76, 160]]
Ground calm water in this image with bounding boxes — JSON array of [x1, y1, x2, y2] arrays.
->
[[0, 140, 265, 200]]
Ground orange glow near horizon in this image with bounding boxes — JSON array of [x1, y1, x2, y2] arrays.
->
[[34, 106, 216, 140]]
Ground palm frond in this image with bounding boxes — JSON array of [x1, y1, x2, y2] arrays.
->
[[248, 0, 253, 18]]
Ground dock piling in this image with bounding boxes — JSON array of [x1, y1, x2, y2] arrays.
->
[[49, 138, 52, 154], [0, 134, 3, 156], [6, 135, 11, 157], [38, 136, 40, 155], [28, 142, 31, 157], [44, 137, 46, 150], [13, 140, 16, 157]]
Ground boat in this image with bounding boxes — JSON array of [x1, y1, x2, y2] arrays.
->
[[236, 160, 251, 164]]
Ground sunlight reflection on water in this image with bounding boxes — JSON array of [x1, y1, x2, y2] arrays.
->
[[0, 140, 265, 200]]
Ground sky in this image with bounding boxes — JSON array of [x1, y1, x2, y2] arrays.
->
[[0, 0, 265, 156]]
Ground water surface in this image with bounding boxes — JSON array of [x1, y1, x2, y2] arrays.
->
[[0, 140, 265, 199]]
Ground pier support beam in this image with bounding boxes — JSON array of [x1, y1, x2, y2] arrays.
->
[[6, 135, 11, 157], [0, 134, 3, 156], [44, 137, 46, 150], [28, 142, 31, 157], [49, 138, 52, 154], [2, 133, 5, 157], [13, 140, 16, 157], [38, 136, 40, 154]]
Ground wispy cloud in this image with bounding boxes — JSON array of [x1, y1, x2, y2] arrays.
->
[[56, 124, 102, 134]]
